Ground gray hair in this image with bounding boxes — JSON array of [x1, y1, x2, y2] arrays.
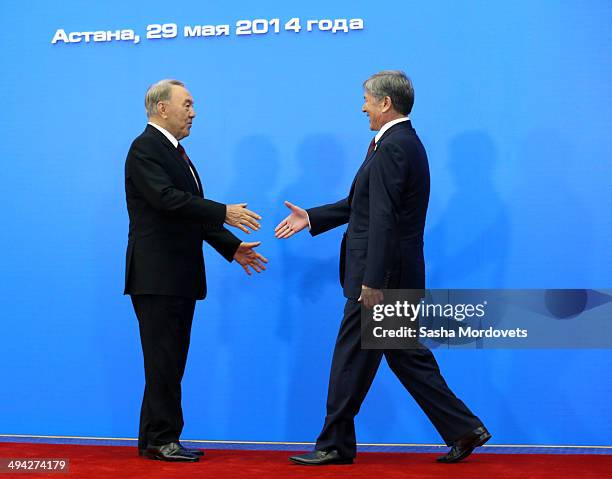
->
[[363, 70, 414, 115], [144, 79, 185, 118]]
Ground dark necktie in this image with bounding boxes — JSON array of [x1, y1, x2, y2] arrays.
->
[[176, 143, 191, 164], [366, 137, 376, 158], [176, 143, 201, 193]]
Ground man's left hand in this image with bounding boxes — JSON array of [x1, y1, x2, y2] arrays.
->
[[233, 241, 268, 276], [358, 285, 384, 309]]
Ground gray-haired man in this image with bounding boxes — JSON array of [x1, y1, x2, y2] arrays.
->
[[277, 71, 490, 465], [125, 79, 267, 462]]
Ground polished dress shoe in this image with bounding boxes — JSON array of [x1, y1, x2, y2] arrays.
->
[[289, 450, 353, 466], [145, 442, 199, 462], [437, 426, 491, 463], [139, 445, 204, 457], [179, 444, 204, 456]]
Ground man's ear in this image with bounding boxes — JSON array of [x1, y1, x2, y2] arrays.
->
[[157, 101, 167, 118], [381, 96, 393, 113]]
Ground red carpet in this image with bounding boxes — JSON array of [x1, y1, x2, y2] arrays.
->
[[1, 443, 610, 479]]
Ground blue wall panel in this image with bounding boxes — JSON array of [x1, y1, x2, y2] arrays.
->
[[1, 1, 611, 445]]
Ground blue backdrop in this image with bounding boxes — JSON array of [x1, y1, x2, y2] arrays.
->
[[1, 1, 611, 446]]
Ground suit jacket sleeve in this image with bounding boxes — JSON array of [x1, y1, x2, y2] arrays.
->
[[363, 142, 407, 288], [127, 138, 227, 226], [204, 227, 242, 262], [306, 197, 350, 236]]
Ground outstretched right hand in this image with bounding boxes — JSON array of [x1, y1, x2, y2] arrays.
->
[[225, 203, 261, 234], [274, 201, 309, 239]]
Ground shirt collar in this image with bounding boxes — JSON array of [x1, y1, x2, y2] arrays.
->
[[375, 116, 410, 145], [148, 121, 179, 148]]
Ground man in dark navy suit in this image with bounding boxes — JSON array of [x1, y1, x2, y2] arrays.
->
[[276, 71, 490, 464], [125, 79, 267, 462]]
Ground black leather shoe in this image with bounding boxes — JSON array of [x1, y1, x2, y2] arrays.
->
[[179, 444, 204, 456], [139, 444, 204, 457], [437, 426, 492, 463], [145, 442, 199, 462], [289, 450, 353, 466]]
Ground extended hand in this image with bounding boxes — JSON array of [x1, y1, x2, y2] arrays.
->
[[226, 203, 262, 234], [359, 285, 384, 309], [233, 241, 268, 276], [274, 201, 309, 239]]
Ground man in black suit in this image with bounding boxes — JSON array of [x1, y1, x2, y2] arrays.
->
[[125, 79, 267, 462], [276, 71, 490, 464]]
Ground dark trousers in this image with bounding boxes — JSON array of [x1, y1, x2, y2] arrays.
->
[[131, 294, 196, 449], [315, 299, 483, 458]]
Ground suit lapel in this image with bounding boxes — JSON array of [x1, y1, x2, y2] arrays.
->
[[146, 125, 201, 195], [348, 148, 377, 205], [186, 157, 204, 198], [346, 121, 414, 204]]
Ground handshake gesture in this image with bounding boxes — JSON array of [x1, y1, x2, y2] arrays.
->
[[224, 200, 310, 276]]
